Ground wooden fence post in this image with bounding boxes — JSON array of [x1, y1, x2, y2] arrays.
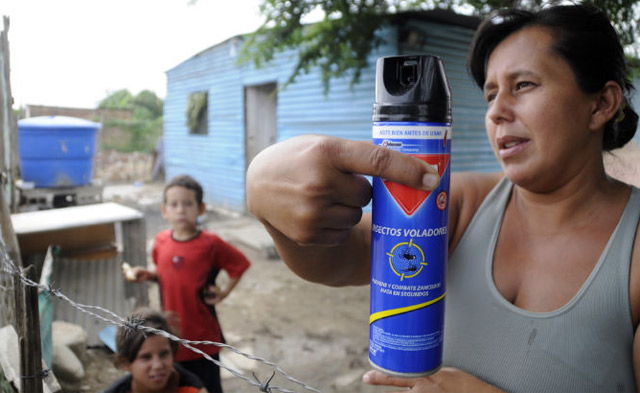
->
[[13, 266, 43, 393], [0, 16, 19, 213]]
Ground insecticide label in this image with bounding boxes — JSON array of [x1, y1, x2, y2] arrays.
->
[[370, 121, 451, 376]]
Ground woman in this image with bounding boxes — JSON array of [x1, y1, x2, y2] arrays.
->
[[246, 4, 639, 393]]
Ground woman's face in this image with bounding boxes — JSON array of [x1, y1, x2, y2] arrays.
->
[[123, 335, 175, 392], [483, 26, 600, 191]]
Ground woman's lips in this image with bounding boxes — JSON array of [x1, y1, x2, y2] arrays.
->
[[497, 136, 530, 159]]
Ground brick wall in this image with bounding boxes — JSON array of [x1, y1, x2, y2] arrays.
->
[[25, 105, 132, 122]]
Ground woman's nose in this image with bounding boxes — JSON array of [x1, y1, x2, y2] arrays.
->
[[486, 91, 514, 124]]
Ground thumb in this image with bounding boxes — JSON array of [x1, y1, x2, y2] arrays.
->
[[332, 139, 440, 190]]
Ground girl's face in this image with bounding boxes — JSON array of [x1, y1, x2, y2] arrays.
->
[[123, 335, 175, 392], [483, 26, 601, 191], [161, 186, 205, 236]]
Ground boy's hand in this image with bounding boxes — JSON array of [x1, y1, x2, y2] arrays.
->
[[122, 263, 156, 283], [203, 284, 227, 305]]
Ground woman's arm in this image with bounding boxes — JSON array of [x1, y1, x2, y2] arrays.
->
[[246, 134, 441, 287], [447, 171, 503, 255]]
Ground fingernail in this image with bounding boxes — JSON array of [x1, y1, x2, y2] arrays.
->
[[362, 372, 371, 383], [423, 173, 440, 189]]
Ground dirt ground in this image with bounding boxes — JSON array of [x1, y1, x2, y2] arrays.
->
[[76, 141, 640, 393], [77, 181, 386, 393]]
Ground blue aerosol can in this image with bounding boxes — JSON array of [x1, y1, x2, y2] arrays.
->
[[370, 55, 452, 377]]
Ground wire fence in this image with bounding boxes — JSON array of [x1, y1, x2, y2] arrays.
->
[[0, 238, 322, 393]]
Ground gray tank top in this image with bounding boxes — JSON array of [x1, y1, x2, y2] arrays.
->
[[444, 178, 640, 393]]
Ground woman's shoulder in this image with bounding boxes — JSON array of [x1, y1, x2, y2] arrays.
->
[[451, 172, 504, 198], [448, 171, 504, 252]]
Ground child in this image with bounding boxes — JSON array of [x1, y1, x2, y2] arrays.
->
[[128, 174, 251, 393], [102, 308, 207, 393]]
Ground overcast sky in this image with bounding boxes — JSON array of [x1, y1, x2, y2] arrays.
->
[[2, 0, 265, 109]]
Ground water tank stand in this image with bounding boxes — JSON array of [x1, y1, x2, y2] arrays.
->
[[16, 180, 103, 212]]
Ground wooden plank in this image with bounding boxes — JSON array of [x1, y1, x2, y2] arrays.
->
[[23, 267, 43, 393], [14, 267, 43, 393], [11, 202, 143, 235], [16, 223, 117, 258]]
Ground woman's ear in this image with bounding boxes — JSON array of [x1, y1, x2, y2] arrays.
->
[[589, 81, 623, 131]]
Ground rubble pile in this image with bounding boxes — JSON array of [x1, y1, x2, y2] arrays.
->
[[94, 149, 153, 183]]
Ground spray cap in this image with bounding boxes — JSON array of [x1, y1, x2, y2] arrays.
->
[[373, 55, 452, 123]]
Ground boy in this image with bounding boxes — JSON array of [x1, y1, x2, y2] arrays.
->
[[128, 174, 251, 393]]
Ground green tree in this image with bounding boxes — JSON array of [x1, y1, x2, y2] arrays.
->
[[132, 89, 164, 120], [239, 0, 640, 92], [97, 89, 164, 152], [98, 89, 134, 110]]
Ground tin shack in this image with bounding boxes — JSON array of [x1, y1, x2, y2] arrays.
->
[[164, 9, 497, 213]]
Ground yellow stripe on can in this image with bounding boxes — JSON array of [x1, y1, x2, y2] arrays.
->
[[369, 293, 446, 324]]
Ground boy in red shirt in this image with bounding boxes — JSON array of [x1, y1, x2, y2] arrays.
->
[[129, 174, 251, 393]]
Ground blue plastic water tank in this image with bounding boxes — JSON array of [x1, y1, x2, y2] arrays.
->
[[18, 116, 101, 187]]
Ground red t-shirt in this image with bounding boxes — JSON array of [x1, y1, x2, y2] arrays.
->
[[152, 229, 250, 361]]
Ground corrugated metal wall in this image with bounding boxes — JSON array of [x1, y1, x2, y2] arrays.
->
[[165, 17, 499, 213], [165, 40, 248, 212], [51, 255, 149, 346]]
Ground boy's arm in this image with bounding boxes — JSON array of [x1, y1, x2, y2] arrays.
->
[[203, 276, 242, 305], [123, 265, 158, 283], [222, 276, 242, 297]]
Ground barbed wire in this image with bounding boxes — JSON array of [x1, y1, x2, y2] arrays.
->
[[0, 240, 322, 393]]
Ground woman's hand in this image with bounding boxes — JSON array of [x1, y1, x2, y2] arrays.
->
[[363, 368, 505, 393], [246, 135, 440, 246], [246, 134, 440, 285]]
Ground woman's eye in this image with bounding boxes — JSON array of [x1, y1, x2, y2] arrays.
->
[[485, 92, 496, 103], [516, 81, 533, 90]]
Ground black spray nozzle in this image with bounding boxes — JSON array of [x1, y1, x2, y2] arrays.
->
[[374, 55, 452, 123]]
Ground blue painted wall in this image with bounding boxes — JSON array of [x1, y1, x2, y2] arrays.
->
[[165, 14, 497, 213]]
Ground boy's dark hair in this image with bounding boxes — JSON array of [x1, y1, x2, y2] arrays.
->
[[468, 4, 638, 151], [115, 308, 180, 364], [163, 174, 204, 206]]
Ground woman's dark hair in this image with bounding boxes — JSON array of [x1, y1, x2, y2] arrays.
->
[[115, 308, 180, 364], [468, 4, 638, 151], [164, 174, 204, 206]]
